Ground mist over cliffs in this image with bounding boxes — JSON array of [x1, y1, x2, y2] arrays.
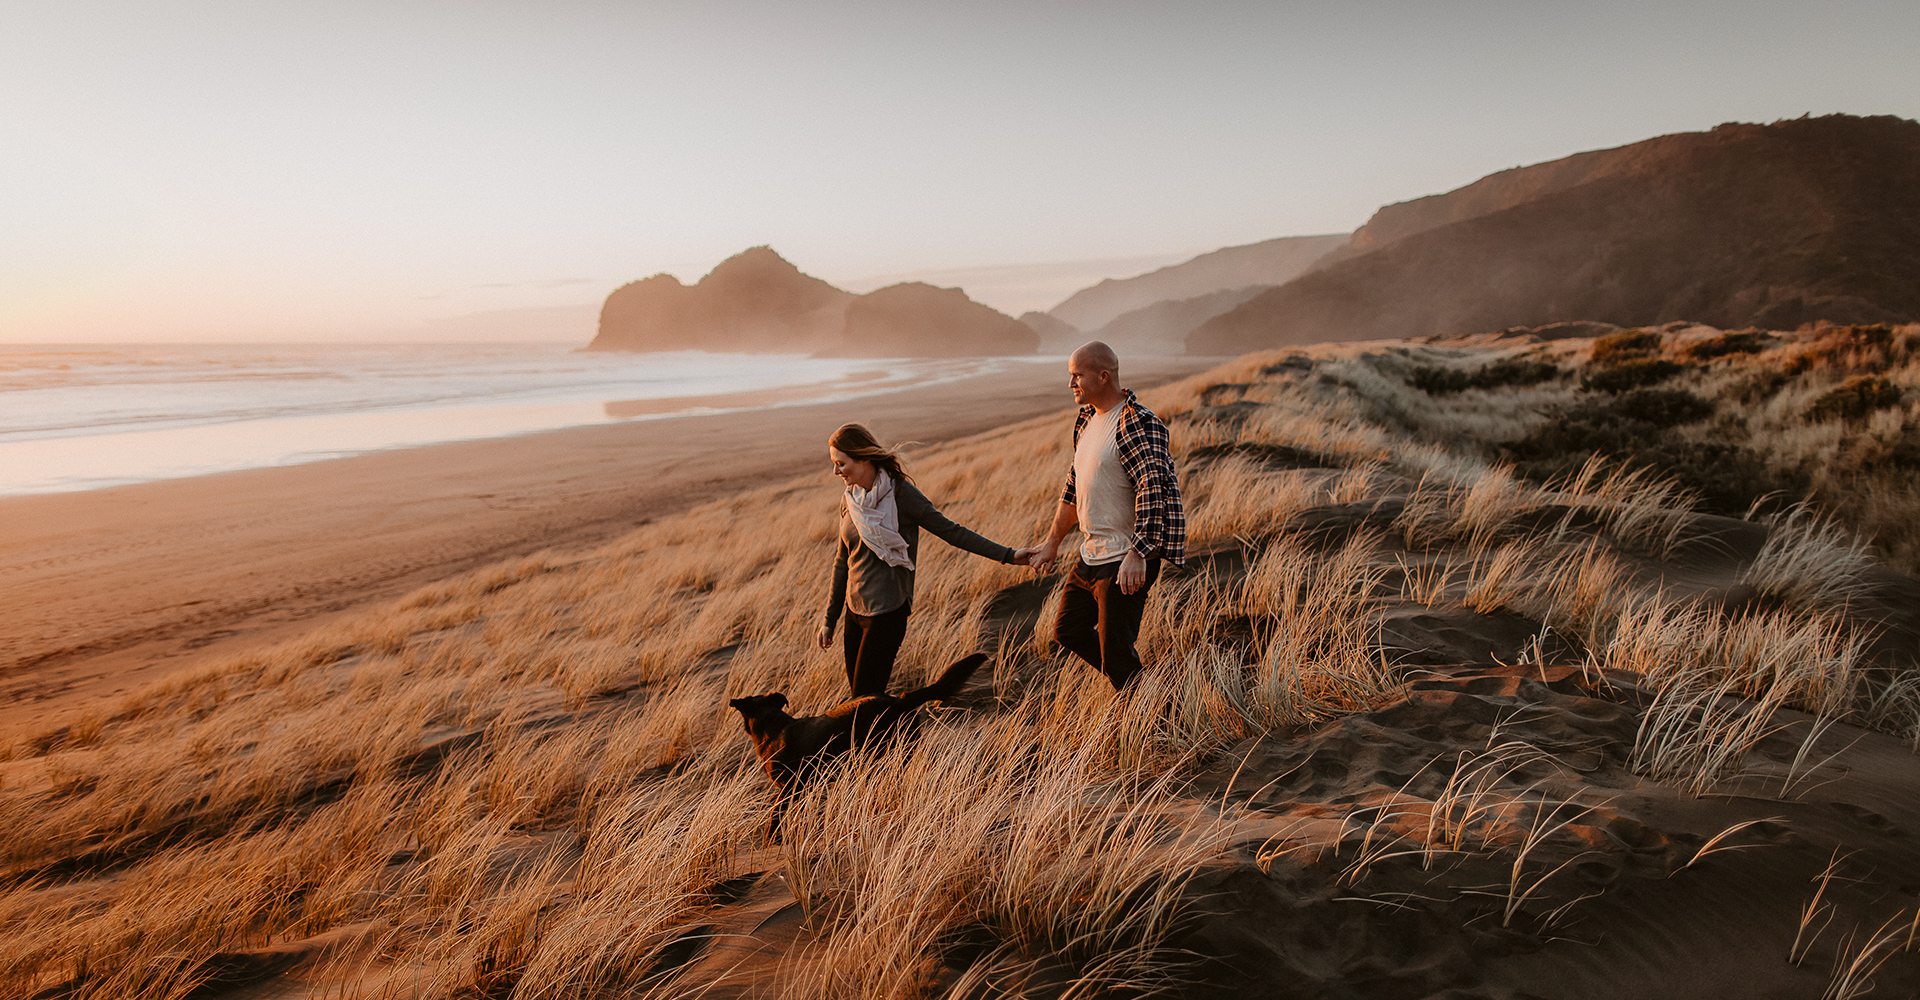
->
[[588, 247, 1038, 357], [1189, 114, 1920, 354], [1044, 235, 1348, 352]]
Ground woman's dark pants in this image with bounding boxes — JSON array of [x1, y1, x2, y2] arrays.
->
[[1053, 556, 1161, 689], [843, 604, 911, 696]]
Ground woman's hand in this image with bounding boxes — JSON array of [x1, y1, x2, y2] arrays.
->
[[817, 622, 834, 649]]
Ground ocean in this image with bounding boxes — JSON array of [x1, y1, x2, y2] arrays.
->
[[0, 342, 1003, 495]]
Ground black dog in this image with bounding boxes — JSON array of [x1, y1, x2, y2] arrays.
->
[[730, 652, 988, 839]]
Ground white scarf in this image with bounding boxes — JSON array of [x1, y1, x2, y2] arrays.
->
[[845, 469, 914, 569]]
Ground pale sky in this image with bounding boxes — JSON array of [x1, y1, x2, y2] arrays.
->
[[3, 1, 1916, 343]]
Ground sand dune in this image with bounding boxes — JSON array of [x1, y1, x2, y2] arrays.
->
[[0, 332, 1915, 998]]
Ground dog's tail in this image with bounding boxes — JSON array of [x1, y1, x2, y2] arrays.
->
[[899, 652, 989, 709]]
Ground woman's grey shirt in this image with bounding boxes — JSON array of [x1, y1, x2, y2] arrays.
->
[[824, 477, 1016, 624]]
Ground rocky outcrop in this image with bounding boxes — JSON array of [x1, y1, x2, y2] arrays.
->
[[589, 248, 1037, 357], [590, 247, 850, 353], [1192, 115, 1920, 354], [834, 283, 1039, 357]]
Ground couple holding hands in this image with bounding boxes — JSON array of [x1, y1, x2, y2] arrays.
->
[[818, 342, 1186, 697]]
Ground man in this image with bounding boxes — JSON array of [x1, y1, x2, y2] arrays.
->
[[1030, 341, 1186, 689]]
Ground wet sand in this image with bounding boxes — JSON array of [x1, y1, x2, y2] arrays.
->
[[0, 356, 1213, 731]]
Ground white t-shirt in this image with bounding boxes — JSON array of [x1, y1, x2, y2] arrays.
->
[[1073, 406, 1136, 566]]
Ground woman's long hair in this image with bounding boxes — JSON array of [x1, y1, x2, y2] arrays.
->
[[829, 423, 912, 485]]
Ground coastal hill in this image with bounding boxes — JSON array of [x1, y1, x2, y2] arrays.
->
[[591, 246, 850, 353], [836, 282, 1039, 357], [1047, 233, 1348, 334], [1192, 114, 1920, 354], [588, 246, 1037, 356]]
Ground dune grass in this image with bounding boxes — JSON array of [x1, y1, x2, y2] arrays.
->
[[2, 327, 1916, 997]]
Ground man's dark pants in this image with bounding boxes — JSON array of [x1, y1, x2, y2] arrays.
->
[[1053, 555, 1161, 689]]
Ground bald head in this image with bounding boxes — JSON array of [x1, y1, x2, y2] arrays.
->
[[1067, 340, 1125, 411], [1070, 340, 1119, 376]]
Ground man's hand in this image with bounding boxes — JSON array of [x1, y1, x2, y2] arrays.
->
[[816, 622, 834, 649], [1117, 550, 1147, 595], [1029, 540, 1061, 574]]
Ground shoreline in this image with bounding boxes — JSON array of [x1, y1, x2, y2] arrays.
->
[[0, 349, 1008, 498], [0, 355, 1216, 731]]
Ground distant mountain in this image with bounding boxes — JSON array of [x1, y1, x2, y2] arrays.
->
[[1090, 285, 1270, 355], [841, 253, 1194, 319], [1018, 311, 1081, 353], [1046, 234, 1349, 333], [588, 247, 1037, 356], [834, 283, 1038, 357], [1192, 114, 1920, 354]]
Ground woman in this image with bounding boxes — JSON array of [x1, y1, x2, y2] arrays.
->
[[819, 423, 1030, 696]]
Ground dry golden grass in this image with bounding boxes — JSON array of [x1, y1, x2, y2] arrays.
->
[[776, 701, 1231, 999], [2, 328, 1916, 998]]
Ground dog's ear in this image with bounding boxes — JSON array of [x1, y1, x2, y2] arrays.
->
[[730, 693, 788, 717]]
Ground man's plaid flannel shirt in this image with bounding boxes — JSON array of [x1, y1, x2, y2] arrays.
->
[[1060, 389, 1187, 567]]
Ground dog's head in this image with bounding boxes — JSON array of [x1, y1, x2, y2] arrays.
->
[[729, 692, 791, 730]]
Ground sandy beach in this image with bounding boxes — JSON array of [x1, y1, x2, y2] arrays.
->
[[0, 356, 1212, 732]]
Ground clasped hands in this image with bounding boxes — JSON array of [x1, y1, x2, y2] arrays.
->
[[1011, 543, 1147, 594]]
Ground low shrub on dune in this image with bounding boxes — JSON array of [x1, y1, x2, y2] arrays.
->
[[1682, 328, 1775, 360], [1408, 356, 1564, 395], [1783, 323, 1915, 376], [1804, 375, 1903, 423], [1589, 329, 1664, 364]]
